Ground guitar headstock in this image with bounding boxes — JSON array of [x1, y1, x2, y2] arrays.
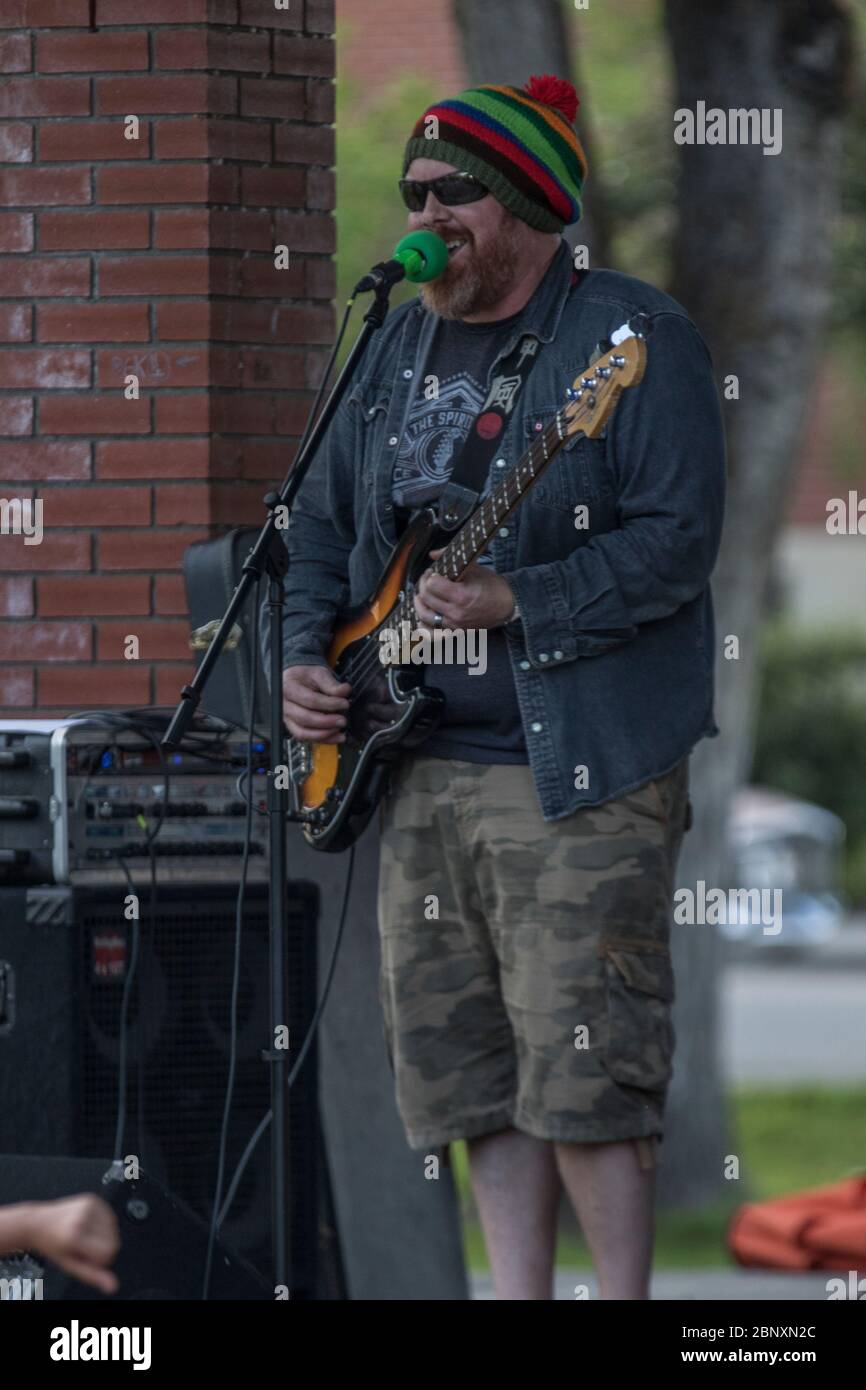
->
[[562, 317, 649, 440]]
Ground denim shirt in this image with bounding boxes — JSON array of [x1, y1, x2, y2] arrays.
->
[[264, 238, 726, 821]]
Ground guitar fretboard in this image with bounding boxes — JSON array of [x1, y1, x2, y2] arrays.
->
[[387, 406, 570, 632]]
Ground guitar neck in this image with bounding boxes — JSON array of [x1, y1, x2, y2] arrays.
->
[[434, 408, 569, 581], [384, 324, 644, 629]]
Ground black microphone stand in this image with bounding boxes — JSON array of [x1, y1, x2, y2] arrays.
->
[[162, 279, 395, 1296]]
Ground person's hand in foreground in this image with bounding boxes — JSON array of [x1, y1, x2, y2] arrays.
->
[[0, 1193, 120, 1294]]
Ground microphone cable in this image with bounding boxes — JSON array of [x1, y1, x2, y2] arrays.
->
[[205, 289, 364, 1268], [214, 840, 354, 1239], [63, 712, 173, 1179], [202, 575, 263, 1300], [202, 574, 357, 1296]]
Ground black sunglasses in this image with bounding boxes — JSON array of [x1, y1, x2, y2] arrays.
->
[[398, 171, 490, 213]]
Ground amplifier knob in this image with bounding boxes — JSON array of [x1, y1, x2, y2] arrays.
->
[[0, 796, 39, 819]]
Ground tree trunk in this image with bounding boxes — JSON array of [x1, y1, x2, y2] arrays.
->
[[659, 0, 854, 1206], [452, 0, 612, 265]]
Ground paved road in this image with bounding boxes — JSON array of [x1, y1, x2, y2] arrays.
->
[[472, 1270, 839, 1300], [721, 922, 866, 1084]]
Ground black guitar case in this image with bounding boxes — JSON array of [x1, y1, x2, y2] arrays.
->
[[182, 527, 270, 732]]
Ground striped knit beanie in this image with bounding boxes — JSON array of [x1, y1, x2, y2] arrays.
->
[[402, 74, 587, 233]]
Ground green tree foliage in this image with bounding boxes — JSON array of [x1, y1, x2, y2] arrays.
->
[[335, 73, 440, 331], [751, 625, 866, 902]]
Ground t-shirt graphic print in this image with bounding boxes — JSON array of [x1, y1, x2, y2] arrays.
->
[[389, 313, 529, 764]]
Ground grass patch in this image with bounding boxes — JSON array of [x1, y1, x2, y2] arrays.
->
[[735, 1086, 866, 1197], [453, 1086, 866, 1271]]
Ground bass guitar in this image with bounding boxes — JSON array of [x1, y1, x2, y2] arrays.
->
[[288, 316, 649, 850]]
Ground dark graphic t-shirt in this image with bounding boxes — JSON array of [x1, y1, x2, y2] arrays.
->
[[391, 310, 529, 764]]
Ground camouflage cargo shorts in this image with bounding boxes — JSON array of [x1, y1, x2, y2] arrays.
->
[[376, 755, 691, 1153]]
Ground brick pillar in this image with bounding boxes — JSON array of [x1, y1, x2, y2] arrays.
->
[[0, 0, 335, 713]]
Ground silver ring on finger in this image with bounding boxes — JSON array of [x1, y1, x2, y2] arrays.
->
[[433, 611, 444, 627]]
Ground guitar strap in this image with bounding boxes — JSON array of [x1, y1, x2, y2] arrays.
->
[[436, 265, 585, 532]]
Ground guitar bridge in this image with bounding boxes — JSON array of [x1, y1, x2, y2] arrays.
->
[[288, 739, 311, 784], [286, 738, 313, 822]]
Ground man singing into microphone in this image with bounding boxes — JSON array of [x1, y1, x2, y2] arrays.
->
[[276, 75, 725, 1299]]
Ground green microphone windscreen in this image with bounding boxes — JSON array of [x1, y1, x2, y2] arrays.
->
[[393, 230, 449, 284]]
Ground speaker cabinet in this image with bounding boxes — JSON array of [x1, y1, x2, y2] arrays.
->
[[0, 880, 344, 1297]]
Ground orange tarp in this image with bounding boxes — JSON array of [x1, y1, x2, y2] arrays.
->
[[728, 1176, 866, 1271]]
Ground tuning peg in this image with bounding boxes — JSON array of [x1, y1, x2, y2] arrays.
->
[[588, 337, 611, 366], [565, 386, 582, 401]]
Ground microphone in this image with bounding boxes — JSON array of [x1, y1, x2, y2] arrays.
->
[[353, 230, 449, 294]]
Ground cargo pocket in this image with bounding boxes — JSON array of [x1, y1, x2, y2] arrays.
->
[[600, 944, 675, 1093]]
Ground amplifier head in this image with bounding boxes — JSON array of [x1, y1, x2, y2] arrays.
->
[[0, 712, 271, 887]]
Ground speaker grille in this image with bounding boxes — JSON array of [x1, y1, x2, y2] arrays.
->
[[0, 880, 320, 1287]]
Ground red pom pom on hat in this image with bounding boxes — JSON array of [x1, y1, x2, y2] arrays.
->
[[523, 74, 579, 124]]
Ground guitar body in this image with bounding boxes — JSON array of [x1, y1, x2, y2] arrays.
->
[[290, 508, 446, 851]]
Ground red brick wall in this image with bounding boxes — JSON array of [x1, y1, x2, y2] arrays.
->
[[0, 0, 335, 714], [337, 0, 464, 105]]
